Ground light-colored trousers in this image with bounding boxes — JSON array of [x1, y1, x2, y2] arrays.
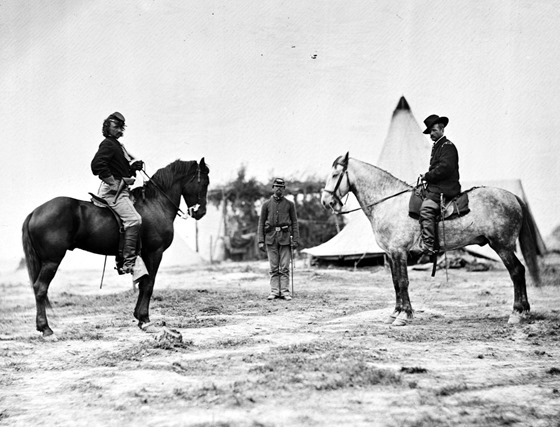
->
[[97, 182, 142, 229], [266, 243, 291, 296]]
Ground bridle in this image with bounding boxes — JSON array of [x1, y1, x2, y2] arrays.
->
[[323, 157, 412, 215], [321, 160, 349, 209], [190, 164, 209, 216]]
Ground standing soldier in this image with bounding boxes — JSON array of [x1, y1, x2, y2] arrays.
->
[[258, 178, 300, 300]]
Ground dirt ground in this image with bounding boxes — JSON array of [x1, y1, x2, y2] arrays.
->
[[1, 256, 560, 427]]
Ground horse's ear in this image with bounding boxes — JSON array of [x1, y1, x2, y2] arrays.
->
[[199, 157, 209, 173], [343, 152, 349, 164]]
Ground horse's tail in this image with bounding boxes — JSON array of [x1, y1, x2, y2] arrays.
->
[[22, 213, 42, 286], [516, 196, 542, 286]]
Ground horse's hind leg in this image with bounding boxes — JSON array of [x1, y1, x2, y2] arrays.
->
[[495, 248, 530, 323], [33, 260, 61, 336]]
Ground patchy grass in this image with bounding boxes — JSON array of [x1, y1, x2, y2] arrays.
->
[[2, 263, 560, 426], [247, 340, 401, 392]]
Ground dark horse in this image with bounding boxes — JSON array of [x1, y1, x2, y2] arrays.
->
[[22, 158, 209, 337], [321, 153, 542, 326]]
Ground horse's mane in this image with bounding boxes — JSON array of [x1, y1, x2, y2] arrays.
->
[[131, 159, 209, 199], [334, 155, 412, 188]]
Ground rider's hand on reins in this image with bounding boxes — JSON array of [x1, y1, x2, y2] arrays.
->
[[131, 160, 144, 171]]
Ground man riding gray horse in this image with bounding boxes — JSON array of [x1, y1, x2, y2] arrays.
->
[[418, 114, 461, 256]]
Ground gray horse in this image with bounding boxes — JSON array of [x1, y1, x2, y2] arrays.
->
[[321, 153, 542, 326]]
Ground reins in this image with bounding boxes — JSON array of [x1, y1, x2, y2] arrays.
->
[[334, 188, 412, 215]]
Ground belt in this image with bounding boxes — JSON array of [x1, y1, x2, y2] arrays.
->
[[274, 226, 289, 231]]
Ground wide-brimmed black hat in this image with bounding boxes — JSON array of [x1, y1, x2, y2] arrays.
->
[[422, 114, 448, 134], [272, 178, 286, 188]]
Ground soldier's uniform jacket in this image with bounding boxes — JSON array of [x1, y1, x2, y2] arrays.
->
[[258, 196, 300, 246], [423, 136, 461, 198], [91, 137, 136, 181]]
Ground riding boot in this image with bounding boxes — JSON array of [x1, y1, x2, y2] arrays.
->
[[121, 225, 140, 274], [419, 199, 439, 256], [419, 219, 437, 256]]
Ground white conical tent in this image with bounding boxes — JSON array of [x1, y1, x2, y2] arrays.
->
[[304, 96, 430, 260], [377, 96, 432, 184]]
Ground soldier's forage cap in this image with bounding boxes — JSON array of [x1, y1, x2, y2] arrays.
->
[[272, 178, 286, 188], [107, 112, 125, 124]]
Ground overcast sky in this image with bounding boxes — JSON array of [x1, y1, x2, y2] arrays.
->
[[2, 0, 560, 267]]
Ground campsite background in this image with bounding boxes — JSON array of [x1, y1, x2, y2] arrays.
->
[[2, 1, 560, 271]]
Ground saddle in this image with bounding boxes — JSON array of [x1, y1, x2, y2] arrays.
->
[[89, 193, 141, 272], [408, 187, 471, 221]]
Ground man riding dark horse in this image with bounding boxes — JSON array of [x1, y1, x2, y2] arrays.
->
[[418, 114, 461, 255], [91, 112, 144, 274]]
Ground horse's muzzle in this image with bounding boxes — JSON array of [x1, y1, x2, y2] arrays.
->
[[190, 205, 207, 220], [321, 191, 338, 211]]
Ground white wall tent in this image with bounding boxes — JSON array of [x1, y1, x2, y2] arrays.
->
[[460, 178, 546, 260]]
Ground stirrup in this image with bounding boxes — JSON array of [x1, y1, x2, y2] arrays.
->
[[116, 267, 132, 275], [418, 240, 436, 256], [117, 262, 135, 275]]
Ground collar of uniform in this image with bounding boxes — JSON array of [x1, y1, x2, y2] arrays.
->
[[432, 136, 447, 148], [273, 195, 283, 202], [433, 135, 445, 146]]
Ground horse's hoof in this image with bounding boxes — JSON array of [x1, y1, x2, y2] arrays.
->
[[42, 333, 58, 342], [392, 317, 408, 327], [140, 320, 168, 333], [140, 322, 161, 333], [385, 311, 399, 324], [508, 311, 528, 324], [392, 312, 411, 327]]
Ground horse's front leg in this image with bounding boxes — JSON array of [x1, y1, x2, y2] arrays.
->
[[387, 251, 413, 327], [134, 275, 154, 328], [134, 251, 162, 329], [385, 256, 403, 323]]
